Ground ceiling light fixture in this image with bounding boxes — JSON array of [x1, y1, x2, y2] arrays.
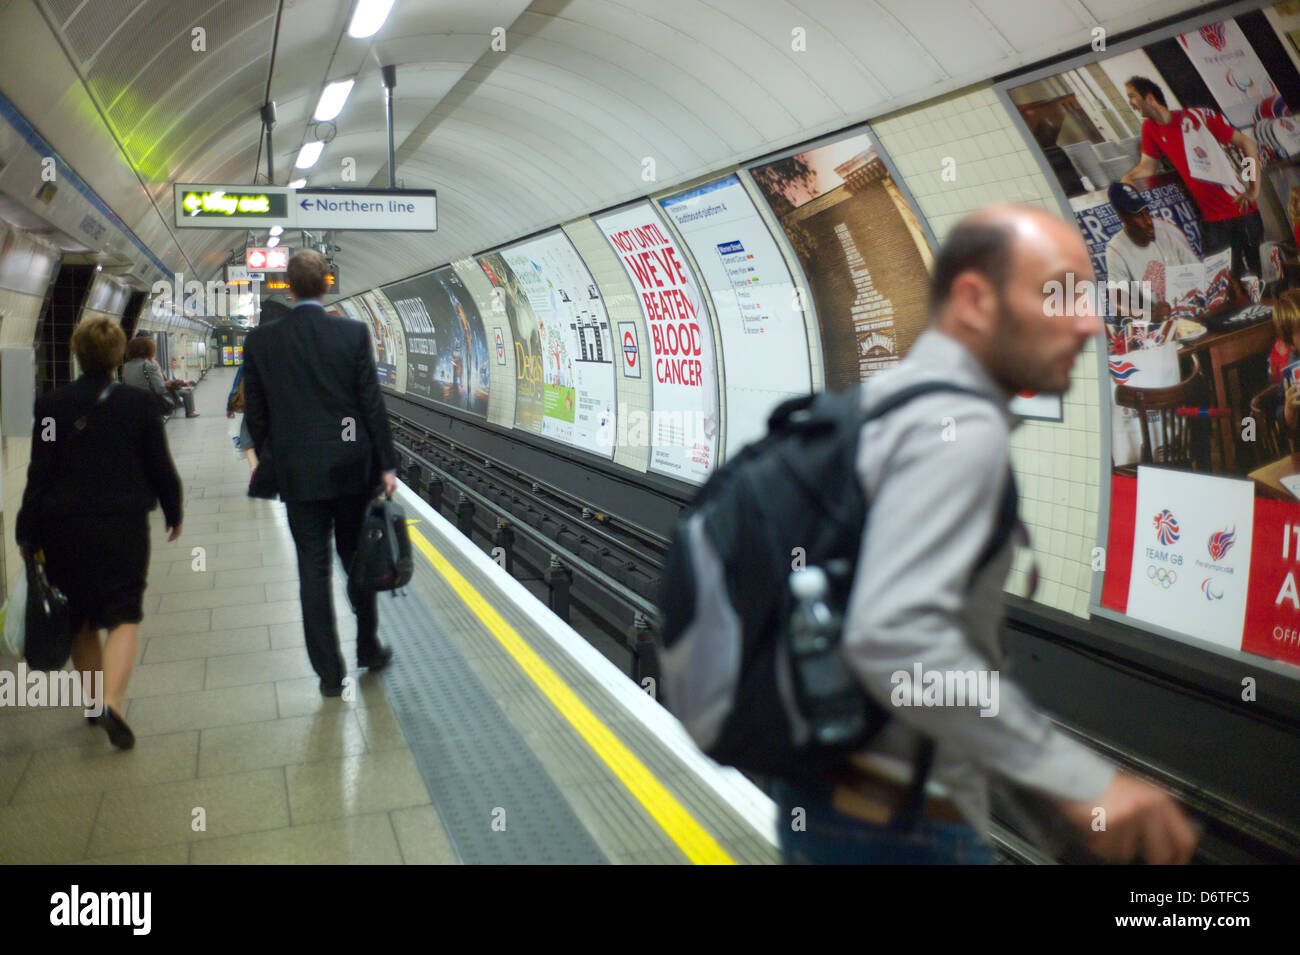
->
[[288, 178, 307, 189], [295, 141, 324, 168], [266, 236, 280, 248], [347, 0, 395, 38], [269, 225, 283, 237], [314, 78, 355, 121]]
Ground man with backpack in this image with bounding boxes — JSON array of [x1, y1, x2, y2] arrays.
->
[[659, 205, 1197, 864]]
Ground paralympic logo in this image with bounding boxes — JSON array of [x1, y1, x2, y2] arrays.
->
[[1201, 578, 1224, 600], [1208, 526, 1236, 562], [1148, 565, 1177, 588], [1226, 69, 1255, 96], [1153, 509, 1180, 546]]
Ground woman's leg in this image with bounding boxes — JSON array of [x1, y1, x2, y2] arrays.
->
[[101, 622, 139, 713], [244, 448, 258, 470], [69, 621, 101, 687]]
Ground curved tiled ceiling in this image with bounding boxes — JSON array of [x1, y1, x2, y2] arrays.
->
[[7, 0, 1215, 296]]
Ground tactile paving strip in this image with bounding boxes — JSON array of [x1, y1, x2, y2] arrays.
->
[[375, 590, 609, 864]]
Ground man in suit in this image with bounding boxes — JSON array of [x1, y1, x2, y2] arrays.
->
[[243, 250, 399, 695]]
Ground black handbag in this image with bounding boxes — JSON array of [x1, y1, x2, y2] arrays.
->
[[23, 552, 74, 671]]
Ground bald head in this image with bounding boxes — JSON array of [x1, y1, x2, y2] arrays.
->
[[927, 203, 1100, 395], [929, 204, 1085, 317]]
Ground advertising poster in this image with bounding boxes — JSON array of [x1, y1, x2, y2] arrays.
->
[[749, 129, 932, 392], [498, 231, 617, 456], [1124, 467, 1255, 650], [1178, 19, 1287, 131], [660, 175, 813, 455], [1006, 6, 1300, 670], [478, 252, 546, 435], [0, 222, 59, 297], [354, 289, 405, 389], [596, 202, 719, 484], [382, 267, 489, 416]]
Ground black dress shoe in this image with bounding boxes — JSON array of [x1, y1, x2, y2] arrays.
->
[[320, 680, 345, 697], [101, 706, 135, 750], [357, 646, 393, 671]]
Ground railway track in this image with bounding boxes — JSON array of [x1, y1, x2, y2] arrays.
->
[[385, 404, 1300, 865]]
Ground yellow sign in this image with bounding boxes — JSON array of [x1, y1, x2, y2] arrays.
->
[[263, 272, 336, 292], [180, 190, 286, 217]]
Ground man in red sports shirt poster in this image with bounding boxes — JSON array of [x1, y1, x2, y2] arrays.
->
[[1121, 75, 1264, 280]]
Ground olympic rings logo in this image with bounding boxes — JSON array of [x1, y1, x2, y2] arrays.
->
[[1147, 565, 1177, 588]]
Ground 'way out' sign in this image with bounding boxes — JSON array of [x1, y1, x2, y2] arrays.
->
[[174, 184, 436, 232]]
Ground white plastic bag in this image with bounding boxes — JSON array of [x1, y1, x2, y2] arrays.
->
[[2, 571, 27, 658]]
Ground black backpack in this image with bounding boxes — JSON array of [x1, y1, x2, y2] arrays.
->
[[348, 497, 414, 596], [656, 381, 1020, 780]]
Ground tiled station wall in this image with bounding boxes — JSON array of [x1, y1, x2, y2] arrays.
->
[[0, 286, 44, 600], [873, 84, 1101, 618]]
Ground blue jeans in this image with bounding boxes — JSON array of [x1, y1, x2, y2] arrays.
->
[[772, 778, 993, 865]]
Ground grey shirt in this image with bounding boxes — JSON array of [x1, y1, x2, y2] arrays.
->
[[122, 357, 168, 397], [843, 329, 1114, 834]]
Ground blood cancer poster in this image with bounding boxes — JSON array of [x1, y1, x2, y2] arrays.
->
[[660, 175, 813, 455], [596, 203, 719, 484], [498, 232, 617, 456]]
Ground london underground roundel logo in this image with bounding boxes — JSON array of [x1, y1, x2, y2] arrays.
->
[[623, 330, 638, 370], [248, 249, 267, 269]]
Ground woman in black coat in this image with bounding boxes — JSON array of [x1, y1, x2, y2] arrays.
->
[[15, 318, 183, 749]]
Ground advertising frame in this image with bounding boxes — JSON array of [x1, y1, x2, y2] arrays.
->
[[492, 227, 619, 459], [993, 0, 1300, 683], [593, 198, 724, 486], [656, 171, 817, 458]]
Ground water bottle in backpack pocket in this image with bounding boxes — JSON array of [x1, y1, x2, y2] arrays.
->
[[655, 382, 1020, 779]]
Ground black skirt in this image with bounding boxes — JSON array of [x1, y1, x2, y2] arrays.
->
[[41, 511, 150, 631]]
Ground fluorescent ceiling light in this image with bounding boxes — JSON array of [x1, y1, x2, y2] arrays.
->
[[266, 236, 280, 248], [269, 225, 283, 237], [314, 78, 355, 121], [347, 0, 395, 38], [288, 178, 307, 189], [295, 141, 324, 168]]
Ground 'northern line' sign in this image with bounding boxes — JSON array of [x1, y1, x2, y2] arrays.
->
[[174, 184, 437, 231]]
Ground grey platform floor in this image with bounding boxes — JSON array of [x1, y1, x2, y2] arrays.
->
[[0, 365, 775, 865]]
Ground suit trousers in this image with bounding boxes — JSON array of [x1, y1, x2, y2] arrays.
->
[[284, 492, 380, 686]]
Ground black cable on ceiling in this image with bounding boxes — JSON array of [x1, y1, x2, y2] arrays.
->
[[253, 0, 286, 184]]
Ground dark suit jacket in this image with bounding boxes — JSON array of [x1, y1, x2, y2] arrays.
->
[[243, 303, 398, 502], [15, 371, 183, 548]]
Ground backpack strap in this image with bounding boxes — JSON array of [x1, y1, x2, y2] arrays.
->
[[72, 381, 118, 432]]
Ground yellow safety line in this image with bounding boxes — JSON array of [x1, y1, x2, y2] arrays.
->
[[407, 524, 735, 865]]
